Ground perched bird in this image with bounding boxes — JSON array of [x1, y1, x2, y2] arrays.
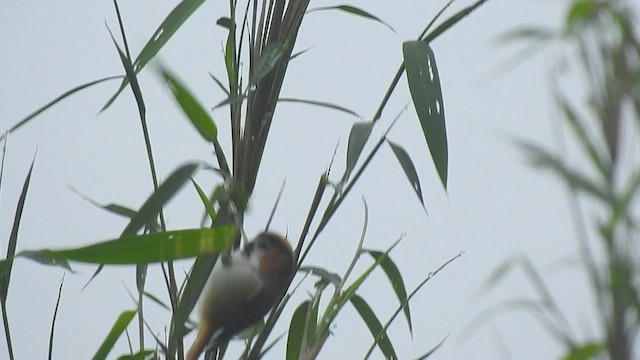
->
[[187, 232, 294, 360]]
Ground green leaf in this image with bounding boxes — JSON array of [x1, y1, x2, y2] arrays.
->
[[346, 122, 374, 177], [286, 300, 310, 360], [351, 294, 397, 360], [0, 76, 121, 141], [116, 351, 155, 360], [216, 17, 233, 30], [403, 41, 448, 188], [561, 341, 605, 360], [364, 249, 412, 334], [122, 162, 200, 236], [48, 277, 64, 360], [413, 336, 447, 360], [160, 67, 218, 142], [1, 155, 36, 303], [191, 179, 217, 224], [423, 0, 489, 43], [19, 226, 235, 266], [92, 310, 137, 360], [566, 0, 599, 31], [279, 97, 360, 117], [102, 0, 207, 111], [309, 5, 395, 33], [388, 140, 425, 210], [253, 43, 287, 83]]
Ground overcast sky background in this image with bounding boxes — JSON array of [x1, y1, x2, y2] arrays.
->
[[0, 0, 608, 359]]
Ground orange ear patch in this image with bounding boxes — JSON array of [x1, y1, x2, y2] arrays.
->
[[259, 249, 283, 272]]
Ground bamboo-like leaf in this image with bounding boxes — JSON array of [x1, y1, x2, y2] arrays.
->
[[108, 26, 146, 119], [346, 122, 374, 177], [364, 250, 412, 334], [286, 300, 310, 360], [1, 155, 36, 303], [121, 162, 200, 236], [403, 41, 448, 188], [160, 67, 218, 142], [102, 0, 207, 111], [17, 226, 235, 267], [92, 310, 137, 360], [413, 335, 447, 360], [388, 140, 425, 210], [1, 76, 122, 141], [308, 5, 395, 33], [191, 179, 217, 224], [116, 351, 155, 360], [351, 294, 397, 360], [423, 0, 489, 43], [279, 97, 360, 117], [216, 17, 233, 30], [143, 291, 170, 311]]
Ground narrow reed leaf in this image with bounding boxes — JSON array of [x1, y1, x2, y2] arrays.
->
[[253, 43, 287, 83], [121, 162, 199, 236], [308, 5, 395, 33], [364, 249, 412, 334], [413, 335, 447, 360], [19, 226, 235, 266], [1, 76, 121, 141], [92, 309, 137, 360], [48, 277, 64, 360], [102, 0, 207, 111], [403, 41, 448, 188], [1, 155, 35, 303], [160, 67, 218, 142], [191, 179, 217, 224], [351, 294, 397, 360], [279, 97, 360, 117], [423, 0, 489, 43], [388, 140, 426, 211], [286, 300, 310, 360]]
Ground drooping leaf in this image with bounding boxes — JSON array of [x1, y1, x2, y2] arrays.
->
[[279, 97, 360, 117], [160, 67, 218, 142], [102, 0, 207, 110], [18, 226, 235, 267], [388, 140, 425, 211], [346, 122, 374, 177], [92, 310, 137, 360], [403, 41, 448, 188], [413, 335, 448, 360], [364, 249, 412, 334], [1, 76, 122, 141], [308, 5, 395, 33], [351, 294, 397, 360]]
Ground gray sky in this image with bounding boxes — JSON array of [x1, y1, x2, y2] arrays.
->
[[1, 0, 597, 359]]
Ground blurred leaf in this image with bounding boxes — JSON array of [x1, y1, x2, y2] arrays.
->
[[518, 141, 611, 203], [143, 291, 170, 311], [160, 67, 218, 142], [254, 43, 287, 83], [309, 5, 395, 33], [191, 179, 217, 224], [413, 335, 447, 360], [102, 0, 207, 111], [1, 76, 121, 140], [19, 226, 235, 266], [388, 140, 425, 211], [286, 300, 310, 360], [475, 257, 518, 297], [403, 41, 448, 188], [122, 162, 199, 236], [346, 122, 374, 177], [92, 310, 137, 360], [1, 155, 35, 303], [566, 0, 599, 32], [299, 266, 342, 289], [351, 294, 397, 360], [496, 27, 555, 44], [279, 97, 360, 117], [364, 249, 412, 334], [561, 341, 605, 360]]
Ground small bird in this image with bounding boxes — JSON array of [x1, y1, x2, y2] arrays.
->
[[186, 232, 294, 360]]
